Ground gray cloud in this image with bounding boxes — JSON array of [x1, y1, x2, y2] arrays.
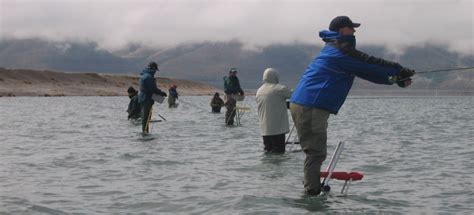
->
[[1, 0, 472, 54]]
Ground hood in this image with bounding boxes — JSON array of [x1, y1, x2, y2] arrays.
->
[[262, 68, 279, 84], [140, 69, 156, 76], [319, 30, 340, 40], [319, 30, 356, 46]]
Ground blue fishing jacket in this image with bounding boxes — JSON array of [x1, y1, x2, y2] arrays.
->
[[290, 30, 402, 114], [138, 69, 164, 103], [169, 87, 178, 99]]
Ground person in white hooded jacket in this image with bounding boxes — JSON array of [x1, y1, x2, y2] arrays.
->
[[256, 68, 293, 153]]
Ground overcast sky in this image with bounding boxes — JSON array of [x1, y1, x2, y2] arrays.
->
[[0, 0, 472, 55]]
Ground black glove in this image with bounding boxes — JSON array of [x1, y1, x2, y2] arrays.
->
[[160, 92, 167, 97], [396, 67, 415, 88], [398, 67, 416, 81], [397, 78, 412, 88]]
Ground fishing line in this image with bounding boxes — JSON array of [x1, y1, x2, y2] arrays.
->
[[179, 99, 211, 113], [416, 66, 474, 74]]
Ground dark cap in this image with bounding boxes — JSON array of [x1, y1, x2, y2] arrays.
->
[[329, 16, 360, 32], [148, 61, 159, 71], [229, 67, 237, 73], [127, 86, 137, 94]]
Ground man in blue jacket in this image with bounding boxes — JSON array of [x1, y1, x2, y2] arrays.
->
[[139, 62, 167, 134], [290, 16, 415, 196]]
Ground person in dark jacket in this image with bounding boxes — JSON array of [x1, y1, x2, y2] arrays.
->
[[210, 92, 225, 113], [223, 68, 244, 125], [127, 86, 141, 120], [290, 16, 415, 196], [138, 62, 167, 134], [168, 84, 179, 108]]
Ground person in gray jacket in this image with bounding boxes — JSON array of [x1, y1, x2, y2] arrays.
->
[[256, 68, 293, 153]]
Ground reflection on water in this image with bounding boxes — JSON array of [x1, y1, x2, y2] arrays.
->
[[0, 96, 473, 214]]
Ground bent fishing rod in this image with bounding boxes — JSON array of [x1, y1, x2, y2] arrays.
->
[[416, 66, 474, 74]]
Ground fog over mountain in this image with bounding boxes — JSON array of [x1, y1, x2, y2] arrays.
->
[[1, 0, 472, 54], [0, 38, 472, 91]]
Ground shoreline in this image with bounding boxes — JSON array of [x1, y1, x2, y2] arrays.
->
[[0, 68, 221, 97]]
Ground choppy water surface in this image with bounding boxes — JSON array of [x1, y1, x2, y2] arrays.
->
[[1, 96, 473, 214]]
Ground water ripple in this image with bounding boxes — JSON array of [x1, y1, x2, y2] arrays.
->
[[0, 96, 472, 213]]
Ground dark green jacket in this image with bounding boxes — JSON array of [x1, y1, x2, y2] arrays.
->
[[223, 76, 244, 95]]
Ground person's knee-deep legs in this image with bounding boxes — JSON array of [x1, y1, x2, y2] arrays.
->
[[212, 106, 221, 113], [263, 136, 274, 152], [141, 100, 153, 133], [168, 97, 176, 108], [272, 134, 286, 153], [263, 134, 286, 153], [290, 103, 329, 194], [226, 107, 236, 125], [225, 96, 236, 125]]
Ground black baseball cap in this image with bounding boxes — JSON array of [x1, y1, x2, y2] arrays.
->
[[148, 61, 159, 71], [329, 16, 360, 32]]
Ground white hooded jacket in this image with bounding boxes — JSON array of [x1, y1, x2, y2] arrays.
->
[[256, 68, 293, 136]]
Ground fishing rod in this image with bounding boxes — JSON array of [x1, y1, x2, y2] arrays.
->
[[157, 113, 167, 121], [416, 66, 474, 74]]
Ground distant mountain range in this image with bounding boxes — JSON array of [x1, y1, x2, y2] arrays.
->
[[0, 38, 473, 91]]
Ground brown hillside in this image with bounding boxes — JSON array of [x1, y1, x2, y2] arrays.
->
[[0, 68, 220, 97]]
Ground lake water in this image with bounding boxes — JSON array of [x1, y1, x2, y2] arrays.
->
[[1, 96, 473, 214]]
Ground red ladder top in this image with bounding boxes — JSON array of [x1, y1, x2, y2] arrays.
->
[[320, 171, 364, 181]]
